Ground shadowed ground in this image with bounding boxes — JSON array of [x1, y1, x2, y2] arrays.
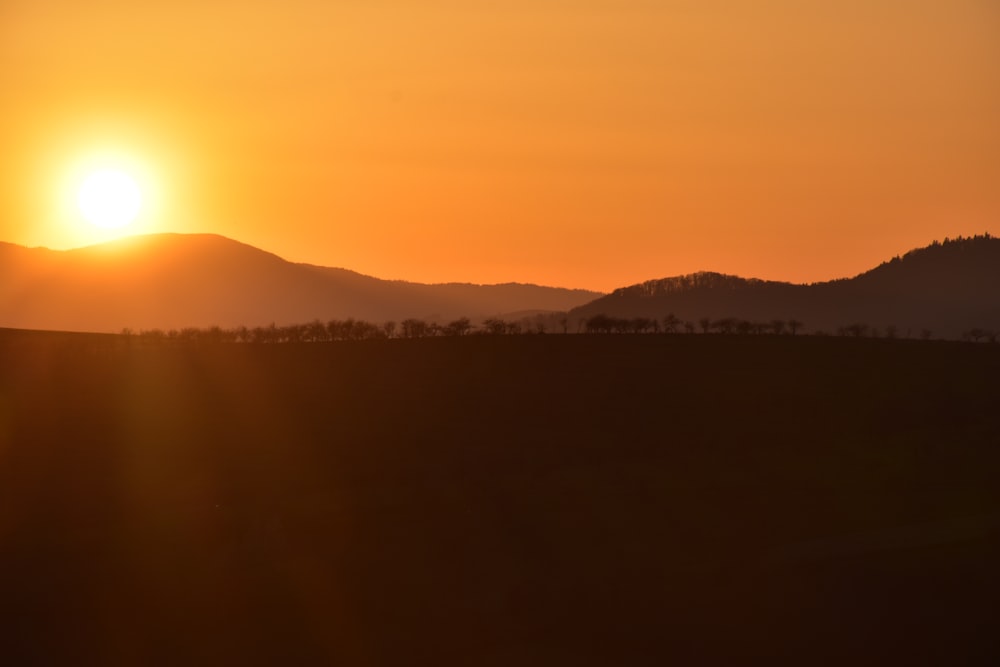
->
[[1, 331, 998, 665]]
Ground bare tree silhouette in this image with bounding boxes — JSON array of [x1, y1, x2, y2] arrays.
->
[[401, 319, 429, 338], [712, 318, 738, 335], [444, 317, 472, 336], [481, 318, 507, 335]]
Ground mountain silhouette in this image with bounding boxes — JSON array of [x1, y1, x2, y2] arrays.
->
[[569, 235, 1000, 338], [0, 234, 602, 332]]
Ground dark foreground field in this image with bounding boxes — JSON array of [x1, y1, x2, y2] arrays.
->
[[1, 330, 998, 665]]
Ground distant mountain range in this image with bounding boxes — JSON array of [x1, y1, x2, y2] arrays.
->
[[0, 234, 601, 332], [1, 233, 997, 337], [570, 235, 1000, 338]]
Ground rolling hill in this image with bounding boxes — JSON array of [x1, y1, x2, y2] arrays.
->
[[570, 235, 1000, 338], [4, 233, 997, 337], [0, 234, 602, 332]]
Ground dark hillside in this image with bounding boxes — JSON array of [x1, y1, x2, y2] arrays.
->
[[1, 331, 998, 664], [570, 271, 811, 322], [571, 235, 1000, 337], [854, 235, 1000, 297]]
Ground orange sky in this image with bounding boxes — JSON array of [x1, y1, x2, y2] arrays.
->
[[2, 0, 998, 291]]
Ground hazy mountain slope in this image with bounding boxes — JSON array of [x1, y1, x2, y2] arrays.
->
[[570, 236, 1000, 337], [0, 234, 601, 332]]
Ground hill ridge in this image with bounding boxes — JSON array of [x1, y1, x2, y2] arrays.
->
[[571, 235, 1000, 338], [0, 233, 603, 332]]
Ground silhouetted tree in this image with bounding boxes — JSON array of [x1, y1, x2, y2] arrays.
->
[[480, 318, 506, 335], [250, 326, 267, 344], [585, 315, 613, 334], [303, 320, 326, 342], [327, 319, 346, 341], [699, 317, 712, 334], [631, 317, 653, 334], [964, 328, 987, 342], [662, 313, 681, 334], [356, 320, 384, 340], [444, 317, 472, 336], [841, 323, 868, 338], [788, 319, 803, 335], [400, 318, 429, 338], [204, 326, 227, 344], [712, 318, 738, 335], [612, 318, 631, 334], [140, 328, 166, 343], [178, 327, 199, 343], [283, 324, 306, 343]]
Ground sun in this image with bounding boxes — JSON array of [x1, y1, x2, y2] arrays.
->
[[77, 169, 143, 229]]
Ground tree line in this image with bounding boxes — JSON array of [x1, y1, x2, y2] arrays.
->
[[581, 314, 804, 336], [121, 314, 996, 344], [123, 316, 542, 344]]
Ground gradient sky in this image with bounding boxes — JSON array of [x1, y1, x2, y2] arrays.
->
[[2, 0, 998, 291]]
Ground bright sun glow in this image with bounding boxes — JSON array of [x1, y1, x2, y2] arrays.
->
[[77, 169, 143, 229]]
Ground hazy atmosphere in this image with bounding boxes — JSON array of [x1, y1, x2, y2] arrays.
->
[[3, 0, 998, 290]]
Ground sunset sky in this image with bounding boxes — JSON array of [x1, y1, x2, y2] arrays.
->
[[2, 0, 998, 291]]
